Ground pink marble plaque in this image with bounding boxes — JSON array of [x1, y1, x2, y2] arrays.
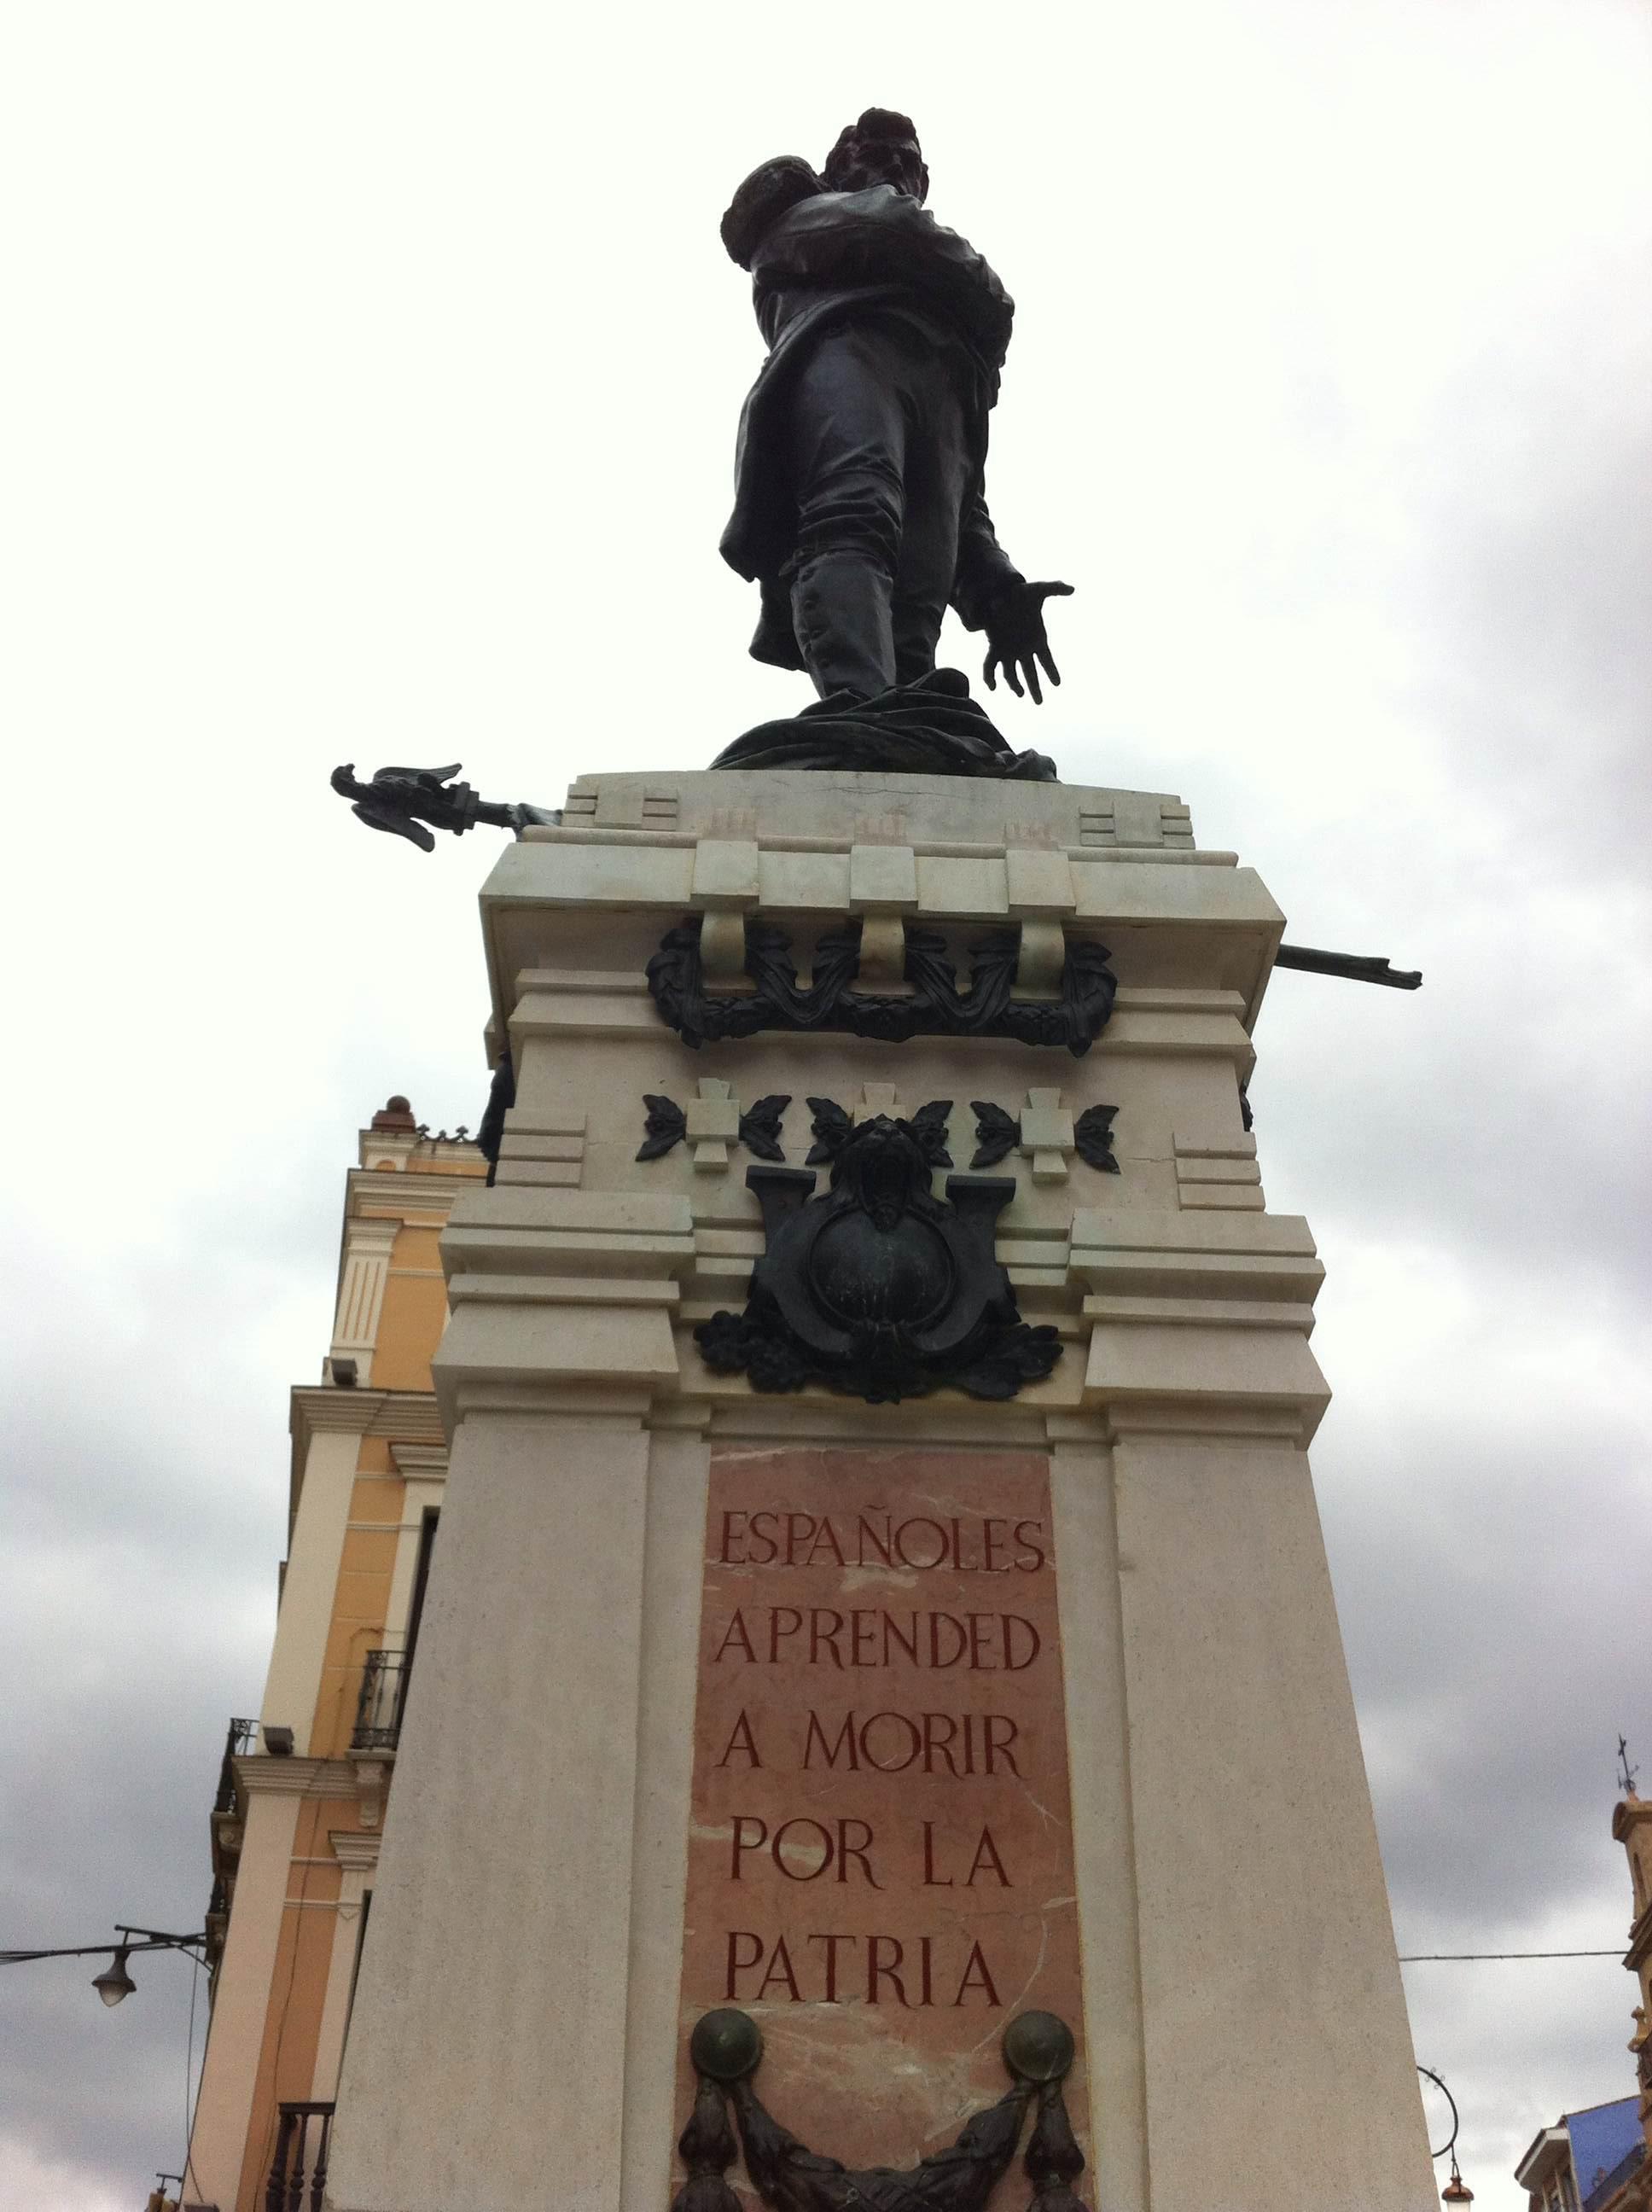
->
[[675, 1444, 1087, 2187]]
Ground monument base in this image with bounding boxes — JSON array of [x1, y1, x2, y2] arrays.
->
[[324, 766, 1432, 2212]]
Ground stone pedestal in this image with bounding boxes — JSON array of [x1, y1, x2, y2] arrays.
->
[[325, 768, 1434, 2212]]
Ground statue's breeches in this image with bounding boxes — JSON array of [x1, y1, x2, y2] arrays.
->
[[782, 323, 971, 697]]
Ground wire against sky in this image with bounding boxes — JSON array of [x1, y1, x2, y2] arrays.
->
[[1399, 1949, 1622, 1962]]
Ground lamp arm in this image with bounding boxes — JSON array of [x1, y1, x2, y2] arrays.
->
[[3, 1929, 206, 1967], [1417, 2064, 1461, 2162]]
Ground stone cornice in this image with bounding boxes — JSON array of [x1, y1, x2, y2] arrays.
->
[[390, 1441, 450, 1477], [340, 1217, 401, 1254], [346, 1166, 484, 1224], [440, 1380, 653, 1427], [442, 1186, 695, 1284], [1095, 1399, 1314, 1445], [1044, 1411, 1112, 1446], [703, 1397, 1051, 1448], [480, 800, 1286, 1051], [498, 838, 1250, 917], [330, 1831, 382, 1871], [647, 1396, 713, 1435], [232, 1754, 358, 1801], [290, 1385, 445, 1447], [289, 1388, 448, 1522], [445, 1272, 682, 1307], [1069, 1209, 1324, 1309]]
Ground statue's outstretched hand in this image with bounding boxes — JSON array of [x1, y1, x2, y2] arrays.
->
[[982, 580, 1074, 706]]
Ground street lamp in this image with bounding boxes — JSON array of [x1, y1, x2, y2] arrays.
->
[[90, 1945, 136, 2005], [2, 1923, 206, 2007]]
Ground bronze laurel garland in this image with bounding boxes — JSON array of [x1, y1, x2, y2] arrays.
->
[[645, 917, 1116, 1057]]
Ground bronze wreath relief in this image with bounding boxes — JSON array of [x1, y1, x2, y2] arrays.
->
[[672, 2005, 1088, 2212]]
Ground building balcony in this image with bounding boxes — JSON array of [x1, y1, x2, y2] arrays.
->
[[350, 1650, 407, 1755], [205, 1717, 259, 1975], [265, 2099, 333, 2212]]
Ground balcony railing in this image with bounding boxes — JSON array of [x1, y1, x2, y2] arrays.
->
[[214, 1717, 259, 1813], [265, 2100, 333, 2212], [1583, 2140, 1645, 2212], [351, 1650, 407, 1753]]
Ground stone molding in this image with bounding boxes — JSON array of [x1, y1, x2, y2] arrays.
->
[[329, 1830, 382, 1873], [428, 1172, 1329, 1437], [530, 822, 1237, 865], [561, 780, 682, 830], [1172, 1127, 1265, 1212], [352, 1757, 389, 1830], [1081, 1294, 1318, 1332], [490, 1106, 588, 1191], [505, 969, 1259, 1077]]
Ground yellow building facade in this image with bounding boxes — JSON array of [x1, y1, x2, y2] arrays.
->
[[184, 1100, 483, 2212], [1608, 1790, 1652, 2211]]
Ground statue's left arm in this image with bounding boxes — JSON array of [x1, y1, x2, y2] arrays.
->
[[954, 498, 1073, 707], [953, 492, 1021, 633]]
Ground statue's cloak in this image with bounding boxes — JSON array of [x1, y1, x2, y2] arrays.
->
[[719, 183, 1022, 671]]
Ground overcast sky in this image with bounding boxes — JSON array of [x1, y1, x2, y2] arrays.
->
[[2, 4, 1649, 2206]]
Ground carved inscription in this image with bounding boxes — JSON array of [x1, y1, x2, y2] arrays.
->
[[677, 1447, 1087, 2176]]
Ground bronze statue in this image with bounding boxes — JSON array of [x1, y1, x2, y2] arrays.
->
[[713, 108, 1072, 780]]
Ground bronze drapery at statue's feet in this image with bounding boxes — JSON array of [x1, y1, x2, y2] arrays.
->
[[710, 667, 1058, 783]]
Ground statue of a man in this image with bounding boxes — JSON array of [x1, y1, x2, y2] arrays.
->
[[719, 108, 1071, 712]]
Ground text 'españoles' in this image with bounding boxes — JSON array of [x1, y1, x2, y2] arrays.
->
[[716, 1509, 1048, 1575]]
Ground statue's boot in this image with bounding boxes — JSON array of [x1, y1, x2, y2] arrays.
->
[[788, 550, 897, 700]]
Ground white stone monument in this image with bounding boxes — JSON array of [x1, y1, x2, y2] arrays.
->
[[324, 764, 1434, 2212]]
